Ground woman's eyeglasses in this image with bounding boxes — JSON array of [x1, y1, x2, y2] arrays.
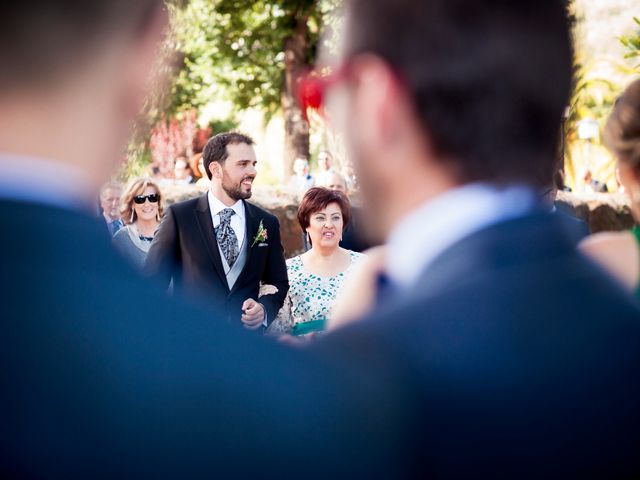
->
[[133, 194, 159, 204]]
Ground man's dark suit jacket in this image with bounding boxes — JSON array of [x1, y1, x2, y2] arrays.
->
[[144, 194, 288, 325], [0, 199, 402, 478], [322, 212, 640, 477]]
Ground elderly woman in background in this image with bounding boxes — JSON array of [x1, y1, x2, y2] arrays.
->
[[267, 187, 365, 337], [579, 78, 640, 298], [113, 178, 163, 270]]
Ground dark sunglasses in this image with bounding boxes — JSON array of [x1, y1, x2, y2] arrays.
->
[[133, 194, 159, 204]]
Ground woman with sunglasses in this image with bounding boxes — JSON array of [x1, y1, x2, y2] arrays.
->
[[113, 178, 163, 269]]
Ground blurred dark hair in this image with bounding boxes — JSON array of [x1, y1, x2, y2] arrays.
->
[[297, 187, 351, 237], [343, 0, 573, 187], [202, 132, 255, 180], [0, 0, 164, 91], [604, 79, 640, 174]]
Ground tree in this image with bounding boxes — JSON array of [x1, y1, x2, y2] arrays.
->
[[168, 0, 340, 180], [619, 17, 640, 73]]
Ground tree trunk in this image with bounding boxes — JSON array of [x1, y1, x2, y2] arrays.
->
[[281, 10, 312, 182]]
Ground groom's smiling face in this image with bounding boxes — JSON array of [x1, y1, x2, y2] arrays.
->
[[218, 142, 258, 201]]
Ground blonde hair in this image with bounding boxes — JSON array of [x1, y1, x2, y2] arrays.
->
[[120, 178, 163, 225]]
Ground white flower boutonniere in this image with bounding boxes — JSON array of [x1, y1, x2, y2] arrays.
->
[[251, 220, 268, 247]]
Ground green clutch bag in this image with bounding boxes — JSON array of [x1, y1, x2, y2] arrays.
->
[[290, 319, 326, 336]]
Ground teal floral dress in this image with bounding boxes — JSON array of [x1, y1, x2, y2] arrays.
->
[[267, 251, 365, 336]]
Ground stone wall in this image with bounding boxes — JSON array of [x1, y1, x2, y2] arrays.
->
[[160, 186, 636, 258], [555, 190, 635, 233]]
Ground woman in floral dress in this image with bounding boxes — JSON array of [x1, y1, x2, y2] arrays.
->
[[267, 187, 364, 337]]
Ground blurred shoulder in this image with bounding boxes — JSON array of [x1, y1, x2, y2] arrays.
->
[[579, 230, 639, 291], [579, 231, 636, 257]]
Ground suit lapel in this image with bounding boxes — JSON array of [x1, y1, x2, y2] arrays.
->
[[229, 200, 261, 296], [194, 194, 229, 291]]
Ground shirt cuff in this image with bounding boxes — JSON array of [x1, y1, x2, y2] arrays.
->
[[260, 303, 268, 327]]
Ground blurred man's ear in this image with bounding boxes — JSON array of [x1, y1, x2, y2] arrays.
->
[[349, 55, 431, 176]]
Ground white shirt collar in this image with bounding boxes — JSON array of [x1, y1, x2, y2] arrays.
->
[[387, 182, 536, 287], [0, 154, 95, 213], [207, 189, 245, 221]]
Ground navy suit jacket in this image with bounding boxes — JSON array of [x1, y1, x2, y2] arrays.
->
[[0, 199, 402, 478], [322, 212, 640, 477], [144, 195, 289, 325]]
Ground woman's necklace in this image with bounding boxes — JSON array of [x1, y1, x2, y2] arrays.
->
[[133, 222, 157, 241]]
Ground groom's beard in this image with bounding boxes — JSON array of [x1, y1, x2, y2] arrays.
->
[[222, 170, 253, 200]]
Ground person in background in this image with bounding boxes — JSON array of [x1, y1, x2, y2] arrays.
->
[[99, 181, 124, 236], [173, 156, 195, 184], [288, 157, 315, 196], [344, 162, 358, 191], [315, 150, 335, 186], [193, 153, 211, 187], [267, 187, 364, 338], [113, 178, 163, 270], [316, 170, 373, 252], [315, 0, 640, 475], [189, 153, 203, 184], [580, 78, 640, 298], [583, 169, 609, 193], [539, 170, 589, 244]]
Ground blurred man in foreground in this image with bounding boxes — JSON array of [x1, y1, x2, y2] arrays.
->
[[0, 2, 400, 477], [319, 0, 640, 476]]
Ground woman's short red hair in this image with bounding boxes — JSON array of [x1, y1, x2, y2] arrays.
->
[[297, 187, 351, 233]]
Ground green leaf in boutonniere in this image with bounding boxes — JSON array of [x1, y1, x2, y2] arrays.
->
[[251, 220, 268, 247]]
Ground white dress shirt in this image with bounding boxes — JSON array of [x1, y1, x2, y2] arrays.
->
[[0, 154, 95, 212], [207, 190, 268, 326], [387, 183, 537, 288], [207, 190, 246, 266]]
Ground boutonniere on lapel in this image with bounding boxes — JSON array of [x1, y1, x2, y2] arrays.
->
[[251, 220, 269, 247]]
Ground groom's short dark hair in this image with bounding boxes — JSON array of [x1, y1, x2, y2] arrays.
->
[[0, 0, 165, 92], [344, 0, 573, 187], [202, 132, 255, 180]]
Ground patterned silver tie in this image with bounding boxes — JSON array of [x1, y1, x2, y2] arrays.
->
[[215, 208, 239, 268]]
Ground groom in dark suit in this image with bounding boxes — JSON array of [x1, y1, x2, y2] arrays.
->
[[145, 132, 288, 329]]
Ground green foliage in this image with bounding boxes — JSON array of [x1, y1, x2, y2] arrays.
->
[[619, 17, 640, 72], [166, 0, 339, 121], [121, 141, 153, 182]]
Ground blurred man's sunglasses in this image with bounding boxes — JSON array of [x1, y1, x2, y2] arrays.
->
[[134, 194, 159, 204], [297, 63, 351, 115], [297, 61, 406, 117]]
